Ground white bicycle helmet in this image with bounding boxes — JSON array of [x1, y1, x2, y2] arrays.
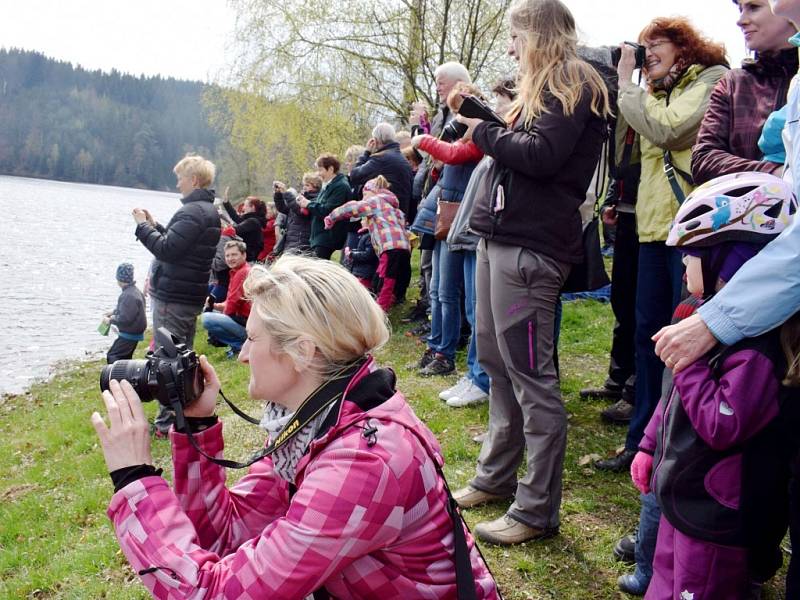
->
[[666, 171, 797, 248]]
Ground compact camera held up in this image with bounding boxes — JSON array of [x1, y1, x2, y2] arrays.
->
[[100, 328, 204, 408], [610, 41, 647, 69]]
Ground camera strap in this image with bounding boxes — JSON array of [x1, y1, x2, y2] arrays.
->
[[169, 362, 362, 470]]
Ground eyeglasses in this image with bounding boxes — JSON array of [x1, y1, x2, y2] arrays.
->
[[645, 40, 672, 52]]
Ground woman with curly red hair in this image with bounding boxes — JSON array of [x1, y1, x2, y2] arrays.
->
[[598, 15, 729, 597]]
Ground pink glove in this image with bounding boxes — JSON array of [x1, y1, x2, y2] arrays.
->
[[630, 451, 653, 495], [323, 216, 334, 230]]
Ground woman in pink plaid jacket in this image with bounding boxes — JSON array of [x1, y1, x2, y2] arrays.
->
[[92, 255, 498, 599]]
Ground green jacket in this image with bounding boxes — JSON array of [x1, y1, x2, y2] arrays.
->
[[306, 173, 351, 250], [618, 64, 728, 242]]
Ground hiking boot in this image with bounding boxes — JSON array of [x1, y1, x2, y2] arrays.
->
[[452, 485, 512, 509], [406, 347, 435, 371], [474, 514, 559, 546], [594, 448, 637, 472], [579, 385, 623, 401], [447, 380, 489, 407], [617, 573, 648, 596], [439, 375, 470, 401], [601, 399, 634, 424], [419, 354, 455, 377], [613, 530, 637, 564], [401, 303, 428, 324]]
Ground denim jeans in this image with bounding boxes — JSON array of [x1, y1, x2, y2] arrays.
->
[[428, 239, 464, 360], [633, 492, 661, 586], [463, 250, 489, 393], [626, 242, 684, 451], [202, 312, 247, 351]]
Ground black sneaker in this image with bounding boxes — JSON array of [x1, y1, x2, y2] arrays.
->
[[405, 321, 431, 338], [613, 530, 637, 564], [580, 385, 623, 401], [419, 354, 455, 377], [601, 399, 634, 425], [401, 303, 428, 323], [406, 347, 435, 371], [594, 448, 637, 472]]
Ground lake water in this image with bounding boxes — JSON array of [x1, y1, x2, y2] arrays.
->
[[0, 175, 182, 396]]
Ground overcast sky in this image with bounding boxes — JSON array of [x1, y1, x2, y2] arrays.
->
[[1, 1, 754, 82]]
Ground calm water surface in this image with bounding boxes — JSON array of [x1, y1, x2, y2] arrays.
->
[[0, 176, 183, 395]]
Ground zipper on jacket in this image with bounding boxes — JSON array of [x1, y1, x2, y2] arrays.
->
[[652, 385, 678, 490]]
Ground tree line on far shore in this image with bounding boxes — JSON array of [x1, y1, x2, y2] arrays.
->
[[0, 48, 220, 191]]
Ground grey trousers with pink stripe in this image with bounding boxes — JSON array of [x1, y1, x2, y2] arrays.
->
[[470, 239, 570, 530]]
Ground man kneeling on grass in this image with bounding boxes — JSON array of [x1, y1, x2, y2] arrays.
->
[[201, 240, 251, 359]]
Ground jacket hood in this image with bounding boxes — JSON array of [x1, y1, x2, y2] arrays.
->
[[298, 358, 444, 475], [181, 187, 216, 205], [373, 190, 400, 209], [743, 47, 799, 76]]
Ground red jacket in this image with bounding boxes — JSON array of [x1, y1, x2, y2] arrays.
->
[[257, 218, 276, 261], [417, 135, 484, 165], [224, 263, 251, 319]]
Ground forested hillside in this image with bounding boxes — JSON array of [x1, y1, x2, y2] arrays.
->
[[0, 49, 221, 190]]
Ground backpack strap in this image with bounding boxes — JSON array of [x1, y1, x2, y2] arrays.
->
[[663, 149, 694, 204]]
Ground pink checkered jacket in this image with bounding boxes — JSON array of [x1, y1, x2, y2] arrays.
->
[[327, 190, 410, 254], [107, 359, 498, 599]]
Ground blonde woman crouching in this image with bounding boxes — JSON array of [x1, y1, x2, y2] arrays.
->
[[92, 255, 498, 599]]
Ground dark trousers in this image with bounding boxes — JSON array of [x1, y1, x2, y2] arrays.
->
[[607, 212, 638, 398], [106, 337, 139, 363], [625, 242, 684, 451]]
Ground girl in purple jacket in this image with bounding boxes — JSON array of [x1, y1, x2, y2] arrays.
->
[[630, 172, 799, 599]]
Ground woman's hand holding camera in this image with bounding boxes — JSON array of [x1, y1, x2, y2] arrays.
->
[[132, 208, 154, 226], [454, 115, 482, 142], [92, 380, 153, 472], [616, 43, 637, 87], [183, 356, 221, 418]]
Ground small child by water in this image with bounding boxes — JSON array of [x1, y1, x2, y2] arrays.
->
[[103, 263, 146, 363]]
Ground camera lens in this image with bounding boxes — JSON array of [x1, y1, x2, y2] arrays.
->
[[100, 360, 155, 402]]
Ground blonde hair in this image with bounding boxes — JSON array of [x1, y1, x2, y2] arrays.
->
[[173, 154, 215, 188], [782, 313, 800, 387], [302, 172, 323, 190], [243, 256, 390, 378], [364, 175, 391, 192], [447, 82, 485, 113], [508, 0, 610, 126]]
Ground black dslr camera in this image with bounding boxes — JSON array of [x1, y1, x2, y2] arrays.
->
[[100, 328, 204, 408], [440, 119, 468, 143], [610, 41, 647, 69]]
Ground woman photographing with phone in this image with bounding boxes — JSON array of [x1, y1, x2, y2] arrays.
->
[[92, 256, 498, 599], [452, 0, 611, 545]]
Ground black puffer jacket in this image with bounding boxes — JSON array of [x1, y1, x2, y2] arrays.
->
[[222, 201, 266, 261], [274, 188, 314, 253], [349, 142, 413, 216], [136, 188, 221, 306]]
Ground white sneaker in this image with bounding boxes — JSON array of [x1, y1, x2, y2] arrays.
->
[[447, 380, 489, 407], [438, 375, 470, 401]]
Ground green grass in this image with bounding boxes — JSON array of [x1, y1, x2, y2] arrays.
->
[[0, 279, 789, 598]]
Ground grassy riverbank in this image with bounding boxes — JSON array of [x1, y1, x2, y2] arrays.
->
[[0, 294, 789, 599]]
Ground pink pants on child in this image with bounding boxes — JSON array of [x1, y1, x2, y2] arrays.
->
[[646, 516, 749, 599]]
